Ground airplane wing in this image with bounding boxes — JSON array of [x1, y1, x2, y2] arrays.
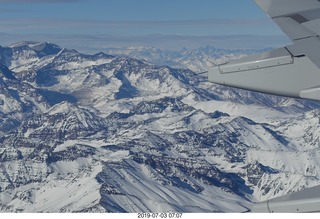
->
[[208, 0, 320, 101], [250, 185, 320, 213]]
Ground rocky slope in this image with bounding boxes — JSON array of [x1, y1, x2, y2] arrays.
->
[[1, 41, 320, 212]]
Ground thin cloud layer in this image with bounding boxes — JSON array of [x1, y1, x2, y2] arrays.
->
[[0, 0, 78, 3], [0, 8, 27, 12], [0, 17, 275, 34], [0, 32, 290, 53], [0, 0, 287, 52]]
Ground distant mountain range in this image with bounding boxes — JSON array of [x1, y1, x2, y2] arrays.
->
[[1, 41, 320, 212], [103, 46, 271, 73]]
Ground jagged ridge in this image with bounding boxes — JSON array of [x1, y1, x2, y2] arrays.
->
[[0, 42, 320, 212]]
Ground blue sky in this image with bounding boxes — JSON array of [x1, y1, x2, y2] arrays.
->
[[0, 0, 290, 52]]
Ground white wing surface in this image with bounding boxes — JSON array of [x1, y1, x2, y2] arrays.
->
[[251, 185, 320, 213], [208, 0, 320, 100]]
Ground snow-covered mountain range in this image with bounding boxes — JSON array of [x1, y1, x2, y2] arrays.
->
[[103, 46, 270, 73], [1, 41, 320, 212]]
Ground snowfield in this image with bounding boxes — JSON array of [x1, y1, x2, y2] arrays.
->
[[1, 42, 320, 212]]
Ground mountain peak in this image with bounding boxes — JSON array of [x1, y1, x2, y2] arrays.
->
[[8, 41, 39, 48], [1, 41, 320, 213], [9, 41, 62, 57], [47, 101, 78, 115]]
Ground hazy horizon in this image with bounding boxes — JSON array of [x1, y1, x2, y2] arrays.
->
[[0, 0, 290, 53], [1, 33, 290, 54]]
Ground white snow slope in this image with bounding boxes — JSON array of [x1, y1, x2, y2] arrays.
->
[[1, 42, 320, 213]]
